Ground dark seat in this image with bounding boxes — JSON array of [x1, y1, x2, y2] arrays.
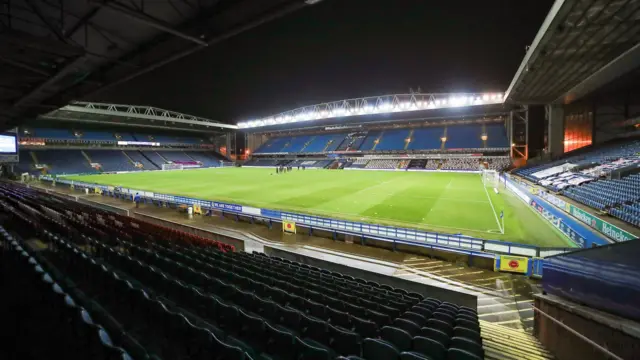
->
[[431, 312, 455, 327], [239, 309, 266, 350], [413, 336, 446, 360], [424, 319, 453, 336], [381, 326, 412, 352], [328, 324, 362, 357], [411, 306, 433, 319], [400, 351, 432, 360], [450, 337, 483, 358], [452, 327, 481, 344], [265, 322, 297, 360], [344, 302, 367, 319], [367, 309, 391, 327], [301, 314, 329, 345], [401, 312, 428, 327], [351, 316, 378, 339], [447, 348, 482, 360], [455, 319, 480, 333], [296, 337, 332, 360], [419, 328, 450, 348], [277, 305, 302, 334], [327, 307, 351, 329], [362, 338, 399, 360], [393, 318, 421, 336]]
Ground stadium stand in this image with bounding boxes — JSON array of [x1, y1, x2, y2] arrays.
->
[[510, 138, 640, 227], [186, 152, 225, 167], [302, 135, 337, 153], [360, 131, 383, 151], [407, 128, 444, 151], [35, 150, 97, 175], [0, 182, 483, 360], [125, 151, 159, 170], [440, 159, 480, 171], [445, 126, 482, 150], [325, 134, 348, 152], [80, 131, 117, 142], [31, 128, 78, 140], [365, 159, 400, 169], [484, 124, 509, 148], [85, 151, 137, 172], [375, 129, 411, 151], [141, 151, 169, 167]]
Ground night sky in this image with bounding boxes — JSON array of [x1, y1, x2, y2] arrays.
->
[[90, 0, 554, 124]]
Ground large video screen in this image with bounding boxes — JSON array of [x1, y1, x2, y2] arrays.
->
[[0, 133, 18, 154]]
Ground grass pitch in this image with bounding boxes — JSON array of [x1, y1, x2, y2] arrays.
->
[[66, 168, 572, 247]]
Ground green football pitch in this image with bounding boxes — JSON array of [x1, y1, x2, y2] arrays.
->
[[65, 168, 573, 247]]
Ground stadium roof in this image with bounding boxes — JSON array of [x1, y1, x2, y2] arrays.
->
[[38, 101, 236, 132], [238, 92, 505, 130], [0, 0, 317, 128], [505, 0, 640, 105]]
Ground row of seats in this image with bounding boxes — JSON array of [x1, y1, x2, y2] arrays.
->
[[0, 182, 483, 360], [16, 149, 225, 175], [254, 124, 509, 154], [21, 128, 206, 145]]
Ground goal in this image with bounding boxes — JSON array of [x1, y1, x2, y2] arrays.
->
[[482, 169, 500, 188], [162, 163, 184, 171]]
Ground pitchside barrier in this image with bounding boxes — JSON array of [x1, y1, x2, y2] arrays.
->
[[503, 174, 614, 248], [41, 175, 587, 278]]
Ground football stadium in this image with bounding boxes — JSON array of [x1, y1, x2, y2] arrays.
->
[[2, 1, 640, 360]]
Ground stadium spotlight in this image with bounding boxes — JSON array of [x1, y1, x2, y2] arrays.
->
[[481, 134, 488, 141], [512, 143, 516, 147], [440, 136, 447, 142], [482, 94, 489, 101]]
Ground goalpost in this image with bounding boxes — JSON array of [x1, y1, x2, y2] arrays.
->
[[162, 163, 184, 171], [482, 169, 500, 188]]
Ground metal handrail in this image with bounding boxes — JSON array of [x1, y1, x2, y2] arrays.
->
[[532, 306, 624, 360]]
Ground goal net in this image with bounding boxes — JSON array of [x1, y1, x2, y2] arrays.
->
[[162, 163, 184, 171], [482, 169, 500, 188]]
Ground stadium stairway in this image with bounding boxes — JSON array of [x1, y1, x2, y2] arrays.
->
[[122, 151, 137, 167], [404, 129, 414, 150], [30, 151, 39, 165], [479, 321, 552, 360], [81, 150, 92, 165], [156, 152, 169, 163], [300, 136, 316, 152], [371, 131, 385, 151]]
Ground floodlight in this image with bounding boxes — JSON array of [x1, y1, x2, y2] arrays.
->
[[481, 134, 488, 141], [482, 94, 489, 101], [435, 100, 441, 106], [440, 136, 447, 142]]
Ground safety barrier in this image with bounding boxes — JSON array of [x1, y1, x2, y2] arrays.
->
[[505, 175, 612, 248], [40, 176, 582, 277]]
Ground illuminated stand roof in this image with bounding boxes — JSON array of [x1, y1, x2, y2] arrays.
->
[[238, 92, 504, 129]]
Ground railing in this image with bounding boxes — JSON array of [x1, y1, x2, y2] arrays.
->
[[40, 175, 574, 263]]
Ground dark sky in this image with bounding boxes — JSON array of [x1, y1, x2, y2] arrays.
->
[[91, 0, 553, 124]]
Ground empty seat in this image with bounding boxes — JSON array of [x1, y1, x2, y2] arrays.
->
[[363, 338, 400, 360], [447, 347, 482, 360], [450, 337, 483, 358], [394, 318, 421, 335], [413, 336, 447, 360], [381, 326, 412, 352]]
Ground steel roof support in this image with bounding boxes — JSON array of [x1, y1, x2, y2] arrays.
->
[[90, 0, 310, 96], [55, 102, 238, 129], [504, 0, 570, 102], [97, 1, 208, 46]]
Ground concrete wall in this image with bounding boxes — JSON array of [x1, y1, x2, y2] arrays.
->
[[534, 294, 640, 360], [265, 245, 478, 309]]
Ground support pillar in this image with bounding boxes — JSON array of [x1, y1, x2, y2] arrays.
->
[[547, 104, 564, 158]]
